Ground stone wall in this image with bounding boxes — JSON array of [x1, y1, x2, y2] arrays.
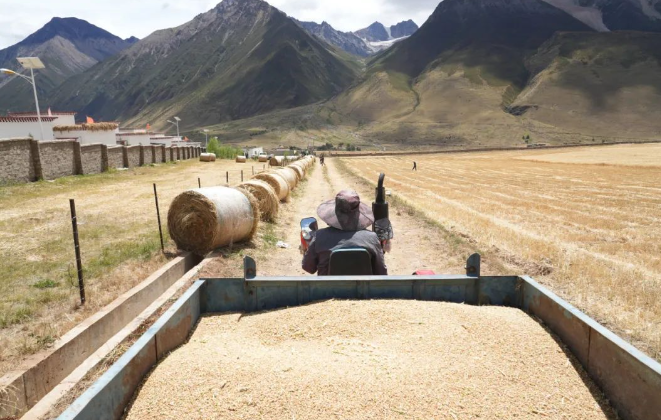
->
[[39, 141, 76, 180], [0, 138, 36, 183], [80, 144, 105, 175], [107, 146, 124, 169], [0, 138, 200, 184], [126, 146, 141, 168]]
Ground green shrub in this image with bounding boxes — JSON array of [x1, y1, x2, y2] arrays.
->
[[206, 137, 244, 160]]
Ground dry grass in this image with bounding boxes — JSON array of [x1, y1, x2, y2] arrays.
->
[[53, 122, 119, 132], [0, 159, 263, 376], [341, 144, 661, 361], [126, 300, 615, 420]]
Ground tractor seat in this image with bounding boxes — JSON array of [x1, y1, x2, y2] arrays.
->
[[328, 248, 373, 276]]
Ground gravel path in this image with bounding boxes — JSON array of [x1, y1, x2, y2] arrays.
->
[[125, 300, 616, 420]]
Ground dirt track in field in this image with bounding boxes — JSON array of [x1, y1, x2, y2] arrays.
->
[[202, 157, 504, 278]]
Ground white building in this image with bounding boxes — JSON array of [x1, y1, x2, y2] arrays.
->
[[0, 115, 57, 140], [53, 123, 119, 145], [149, 135, 181, 147], [117, 131, 159, 146], [244, 147, 264, 158], [8, 111, 76, 126]]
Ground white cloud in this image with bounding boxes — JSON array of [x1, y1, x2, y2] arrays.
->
[[0, 0, 439, 49]]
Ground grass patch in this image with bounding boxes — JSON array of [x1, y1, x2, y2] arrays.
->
[[262, 222, 279, 248], [32, 279, 60, 289]]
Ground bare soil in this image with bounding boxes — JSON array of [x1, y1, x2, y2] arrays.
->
[[125, 300, 616, 420]]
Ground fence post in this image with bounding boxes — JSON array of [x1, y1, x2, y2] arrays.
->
[[241, 170, 243, 182], [153, 184, 165, 253], [198, 177, 201, 188], [252, 166, 254, 175], [69, 199, 85, 305], [226, 171, 229, 184]]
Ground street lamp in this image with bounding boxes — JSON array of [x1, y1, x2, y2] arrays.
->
[[1, 57, 46, 140], [166, 116, 181, 139], [203, 129, 209, 147]]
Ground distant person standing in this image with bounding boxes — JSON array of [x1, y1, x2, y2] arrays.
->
[[412, 161, 417, 171], [320, 155, 325, 166]]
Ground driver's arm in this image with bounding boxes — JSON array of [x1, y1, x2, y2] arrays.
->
[[371, 237, 388, 275], [302, 238, 318, 274]]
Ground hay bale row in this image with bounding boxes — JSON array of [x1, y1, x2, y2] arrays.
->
[[275, 167, 298, 190], [236, 180, 279, 222], [253, 173, 290, 202], [200, 153, 216, 162], [168, 187, 259, 255]]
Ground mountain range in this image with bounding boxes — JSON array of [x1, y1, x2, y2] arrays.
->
[[294, 19, 419, 57], [2, 0, 661, 147], [47, 0, 360, 130], [332, 0, 661, 147], [0, 17, 136, 113]]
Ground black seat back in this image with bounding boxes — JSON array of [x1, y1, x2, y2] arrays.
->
[[328, 248, 373, 275]]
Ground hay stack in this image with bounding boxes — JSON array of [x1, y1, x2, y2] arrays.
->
[[200, 153, 216, 162], [168, 187, 259, 255], [253, 173, 290, 201], [236, 180, 279, 221], [258, 154, 269, 162], [276, 167, 298, 189], [269, 156, 284, 167], [288, 164, 305, 180], [236, 156, 247, 163]]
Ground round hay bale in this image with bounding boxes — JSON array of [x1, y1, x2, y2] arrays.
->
[[236, 180, 279, 221], [236, 156, 247, 163], [200, 153, 216, 162], [276, 167, 298, 189], [168, 187, 259, 255], [258, 154, 269, 162], [288, 164, 305, 180], [270, 156, 284, 167], [253, 173, 290, 201]]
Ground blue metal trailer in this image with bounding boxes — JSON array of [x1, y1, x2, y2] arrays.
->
[[58, 255, 661, 420]]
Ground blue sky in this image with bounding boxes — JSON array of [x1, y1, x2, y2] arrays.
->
[[0, 0, 439, 49]]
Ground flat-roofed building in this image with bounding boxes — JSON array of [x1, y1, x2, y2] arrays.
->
[[117, 131, 159, 146], [53, 122, 119, 145], [0, 115, 57, 139], [8, 111, 76, 126]]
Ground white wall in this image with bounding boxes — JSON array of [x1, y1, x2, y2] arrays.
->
[[0, 120, 55, 140], [246, 147, 264, 157], [54, 129, 118, 145], [117, 133, 152, 146], [52, 115, 76, 126]]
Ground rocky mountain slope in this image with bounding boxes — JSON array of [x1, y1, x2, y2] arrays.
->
[[0, 18, 136, 113], [541, 0, 661, 32], [327, 0, 661, 146], [48, 0, 360, 129], [294, 20, 372, 57], [353, 20, 419, 52]]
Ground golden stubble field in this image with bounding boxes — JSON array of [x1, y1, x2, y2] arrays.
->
[[0, 159, 266, 375], [341, 144, 661, 360]]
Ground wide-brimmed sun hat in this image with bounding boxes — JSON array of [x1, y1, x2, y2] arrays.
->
[[317, 190, 374, 231]]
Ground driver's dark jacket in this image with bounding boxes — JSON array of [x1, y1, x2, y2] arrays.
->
[[302, 227, 388, 276]]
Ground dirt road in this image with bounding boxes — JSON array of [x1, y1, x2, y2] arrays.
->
[[204, 158, 504, 277]]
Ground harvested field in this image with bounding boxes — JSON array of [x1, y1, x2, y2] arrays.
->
[[0, 159, 269, 376], [126, 300, 615, 420], [340, 143, 661, 360]]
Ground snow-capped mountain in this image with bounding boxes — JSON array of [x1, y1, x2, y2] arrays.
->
[[354, 20, 419, 53], [295, 19, 419, 56]]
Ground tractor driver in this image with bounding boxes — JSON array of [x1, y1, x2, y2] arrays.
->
[[302, 190, 388, 276]]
